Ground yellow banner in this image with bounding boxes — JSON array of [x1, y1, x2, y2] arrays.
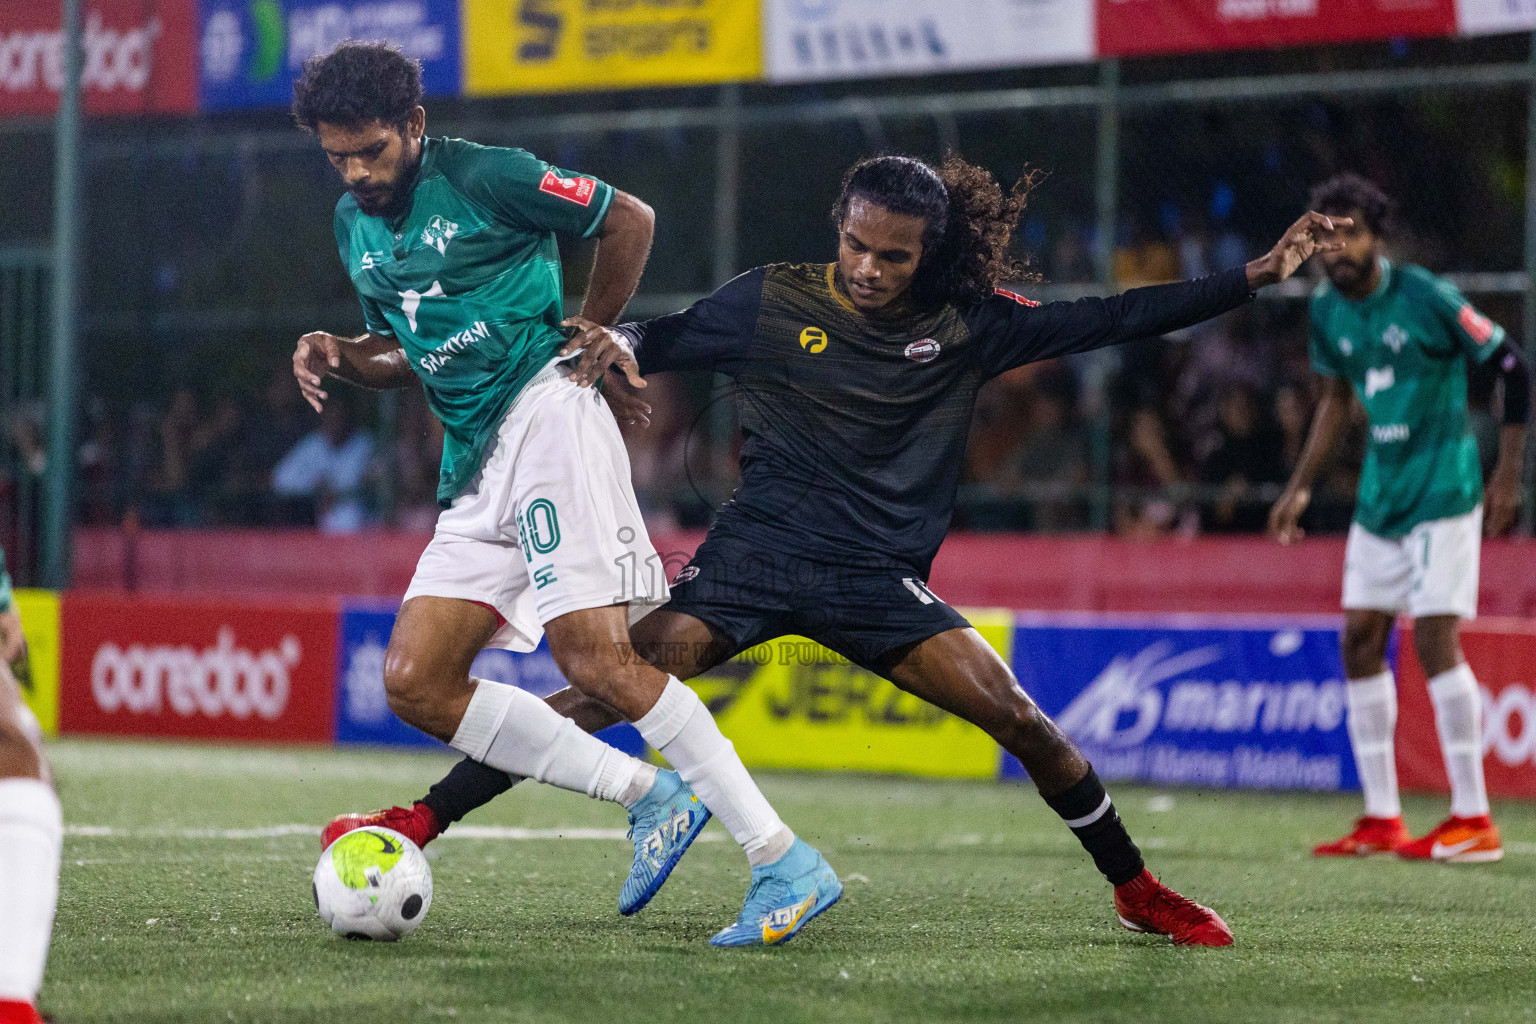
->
[[686, 610, 1012, 779], [464, 0, 762, 96], [12, 590, 60, 736]]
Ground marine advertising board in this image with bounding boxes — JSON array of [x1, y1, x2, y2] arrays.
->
[[1008, 614, 1358, 791]]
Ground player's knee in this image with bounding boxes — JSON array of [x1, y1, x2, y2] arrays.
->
[[382, 649, 443, 726], [551, 645, 633, 707], [1412, 620, 1463, 677], [1342, 625, 1389, 678], [994, 697, 1055, 759]]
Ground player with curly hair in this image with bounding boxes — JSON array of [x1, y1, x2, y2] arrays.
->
[[330, 151, 1344, 946]]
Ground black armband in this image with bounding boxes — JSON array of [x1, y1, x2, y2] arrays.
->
[[1494, 340, 1532, 426]]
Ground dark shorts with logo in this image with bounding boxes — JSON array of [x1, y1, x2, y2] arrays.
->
[[659, 530, 971, 674]]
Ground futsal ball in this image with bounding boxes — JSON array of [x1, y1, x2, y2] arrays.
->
[[313, 826, 433, 941]]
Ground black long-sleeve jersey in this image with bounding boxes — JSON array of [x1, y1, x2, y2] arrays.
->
[[618, 262, 1254, 578]]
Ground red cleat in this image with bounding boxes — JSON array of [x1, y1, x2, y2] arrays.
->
[[1396, 814, 1503, 863], [0, 999, 47, 1024], [1113, 870, 1234, 947], [1312, 815, 1409, 857], [320, 803, 440, 851]]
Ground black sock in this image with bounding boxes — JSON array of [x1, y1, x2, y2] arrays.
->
[[1041, 767, 1145, 886], [420, 757, 517, 828]]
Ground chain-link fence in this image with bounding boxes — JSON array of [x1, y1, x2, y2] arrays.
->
[[3, 35, 1535, 577]]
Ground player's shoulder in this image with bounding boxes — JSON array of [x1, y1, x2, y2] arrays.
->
[[1394, 262, 1446, 295], [431, 136, 543, 188], [332, 192, 363, 249]]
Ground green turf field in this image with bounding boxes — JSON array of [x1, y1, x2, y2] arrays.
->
[[41, 737, 1536, 1024]]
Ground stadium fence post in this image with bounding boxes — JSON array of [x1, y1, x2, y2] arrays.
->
[[44, 0, 83, 588]]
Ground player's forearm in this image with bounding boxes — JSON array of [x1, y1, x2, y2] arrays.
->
[[331, 333, 414, 390], [1492, 425, 1527, 484], [578, 191, 654, 327], [1286, 385, 1350, 493]]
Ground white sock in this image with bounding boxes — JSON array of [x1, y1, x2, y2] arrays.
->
[[634, 678, 793, 867], [1429, 664, 1491, 819], [1346, 672, 1401, 819], [450, 679, 653, 807], [0, 778, 62, 1004]]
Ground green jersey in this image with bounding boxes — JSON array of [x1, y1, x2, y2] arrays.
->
[[0, 547, 10, 613], [1310, 259, 1504, 538], [334, 136, 615, 503]]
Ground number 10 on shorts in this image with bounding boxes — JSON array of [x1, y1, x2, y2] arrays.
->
[[517, 499, 561, 562]]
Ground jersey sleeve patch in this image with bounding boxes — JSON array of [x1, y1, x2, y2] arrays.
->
[[994, 288, 1040, 307], [1457, 303, 1496, 346], [538, 170, 598, 207]]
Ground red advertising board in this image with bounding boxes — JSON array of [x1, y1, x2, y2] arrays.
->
[[1097, 0, 1458, 58], [1396, 618, 1536, 800], [0, 0, 197, 117], [60, 592, 339, 742]]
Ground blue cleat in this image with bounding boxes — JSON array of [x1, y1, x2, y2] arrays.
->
[[619, 769, 711, 916], [709, 838, 842, 947]]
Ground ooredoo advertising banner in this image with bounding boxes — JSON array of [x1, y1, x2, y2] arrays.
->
[[764, 0, 1094, 82], [463, 0, 761, 97], [199, 0, 460, 111], [1396, 619, 1536, 800], [0, 0, 197, 116], [60, 592, 338, 743], [1010, 614, 1358, 791], [1097, 0, 1458, 58]]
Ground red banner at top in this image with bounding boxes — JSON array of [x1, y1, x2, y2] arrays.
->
[[1097, 0, 1459, 58], [0, 0, 197, 117]]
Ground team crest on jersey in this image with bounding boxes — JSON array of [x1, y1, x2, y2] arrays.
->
[[539, 170, 597, 207], [1382, 323, 1408, 354], [421, 216, 460, 256], [905, 339, 941, 363], [1458, 304, 1496, 345]]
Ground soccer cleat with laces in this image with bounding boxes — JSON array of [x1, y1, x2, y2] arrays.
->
[[1113, 869, 1234, 947], [709, 837, 842, 948], [1312, 815, 1409, 857], [619, 769, 711, 916], [320, 803, 439, 852], [1396, 814, 1503, 863]]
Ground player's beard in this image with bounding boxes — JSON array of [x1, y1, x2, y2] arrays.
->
[[1326, 253, 1373, 291], [352, 145, 423, 219]]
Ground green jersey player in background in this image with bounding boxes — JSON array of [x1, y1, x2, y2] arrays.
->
[[290, 43, 838, 946], [1269, 173, 1532, 863]]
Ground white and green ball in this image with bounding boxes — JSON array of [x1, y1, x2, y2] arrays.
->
[[313, 826, 433, 941]]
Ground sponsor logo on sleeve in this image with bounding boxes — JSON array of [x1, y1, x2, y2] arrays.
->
[[1458, 304, 1496, 346], [994, 288, 1040, 307], [538, 170, 597, 207]]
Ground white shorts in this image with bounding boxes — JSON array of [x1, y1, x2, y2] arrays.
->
[[403, 363, 670, 652], [1342, 505, 1482, 620]]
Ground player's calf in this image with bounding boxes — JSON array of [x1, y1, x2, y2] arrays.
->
[[0, 672, 61, 1023]]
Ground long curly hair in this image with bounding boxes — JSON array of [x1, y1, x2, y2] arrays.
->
[[832, 154, 1037, 307], [292, 42, 423, 134]]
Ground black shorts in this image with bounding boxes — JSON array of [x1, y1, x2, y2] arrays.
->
[[660, 531, 971, 674]]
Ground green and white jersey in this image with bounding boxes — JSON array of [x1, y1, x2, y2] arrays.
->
[[334, 136, 615, 503], [1310, 259, 1504, 538]]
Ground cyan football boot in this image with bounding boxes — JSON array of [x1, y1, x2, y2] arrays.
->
[[619, 769, 711, 916], [709, 837, 842, 947]]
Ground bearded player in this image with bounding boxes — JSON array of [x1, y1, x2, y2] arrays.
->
[[0, 548, 61, 1024], [292, 43, 838, 947], [328, 153, 1347, 946], [1270, 173, 1531, 863]]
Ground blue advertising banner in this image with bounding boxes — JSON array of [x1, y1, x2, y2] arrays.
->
[[199, 0, 461, 111], [1007, 614, 1359, 792], [336, 600, 644, 757]]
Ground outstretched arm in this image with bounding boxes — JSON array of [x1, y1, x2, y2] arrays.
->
[[973, 212, 1349, 374], [292, 331, 412, 413], [1485, 341, 1532, 536], [1268, 375, 1354, 544]]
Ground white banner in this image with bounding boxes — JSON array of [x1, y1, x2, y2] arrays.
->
[[1456, 0, 1536, 36], [765, 0, 1094, 83]]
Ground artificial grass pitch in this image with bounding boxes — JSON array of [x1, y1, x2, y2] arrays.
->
[[43, 738, 1536, 1023]]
